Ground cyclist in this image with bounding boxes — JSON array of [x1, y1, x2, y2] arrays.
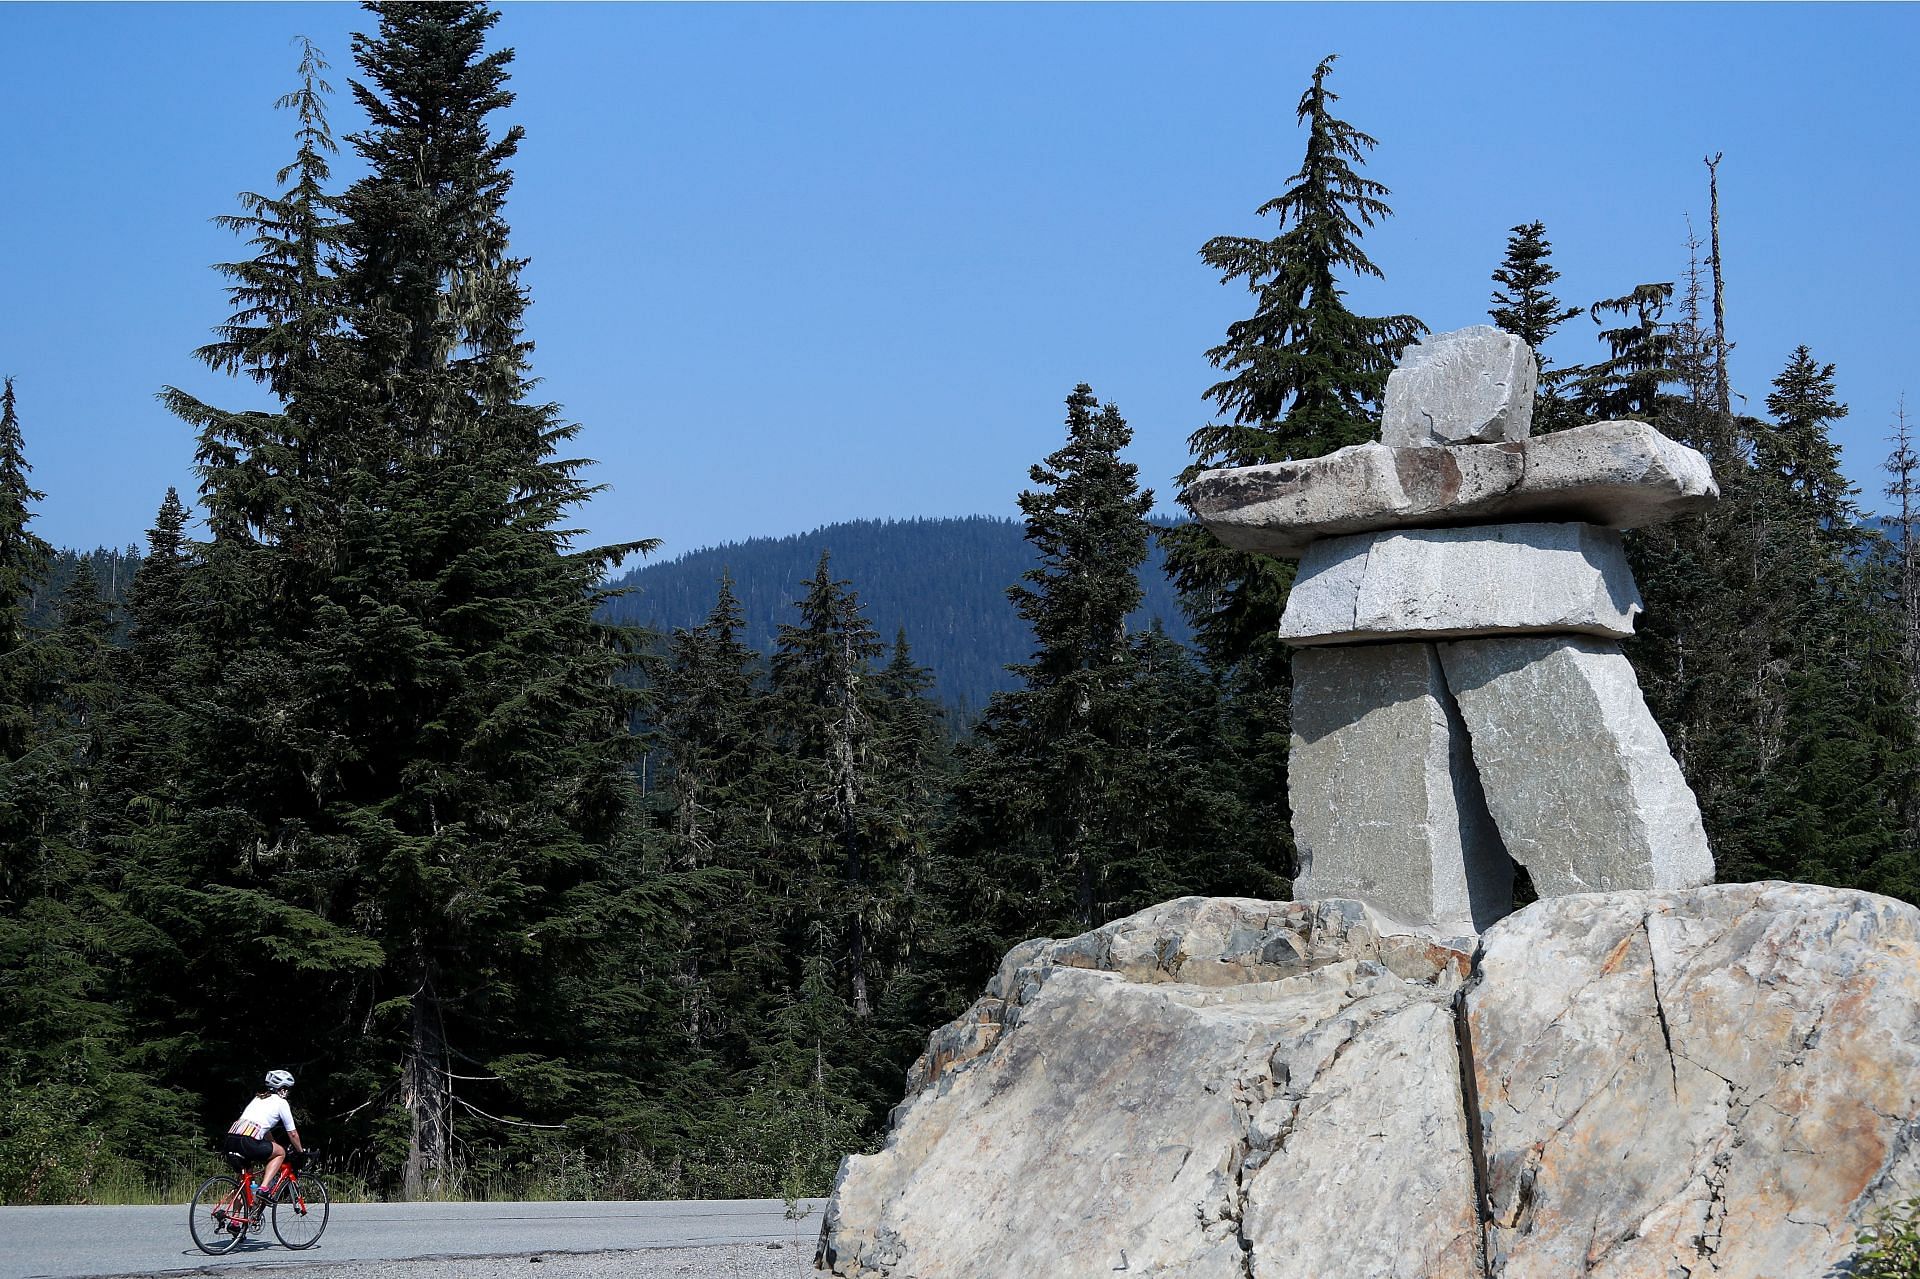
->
[[223, 1069, 306, 1205]]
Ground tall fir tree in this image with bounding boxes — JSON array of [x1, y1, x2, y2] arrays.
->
[[1885, 401, 1920, 847], [1761, 346, 1855, 552], [768, 554, 889, 1022], [1005, 386, 1153, 926], [659, 573, 762, 877], [0, 377, 56, 920], [653, 572, 773, 1065], [1628, 316, 1918, 899], [1748, 352, 1916, 894], [941, 387, 1267, 1003], [0, 379, 50, 657], [942, 387, 1154, 952], [157, 4, 655, 1195], [760, 556, 948, 1165], [93, 490, 216, 1134], [0, 386, 89, 1198], [1156, 56, 1419, 897], [1487, 221, 1581, 431], [865, 629, 952, 1072], [329, 1, 656, 1195], [1164, 53, 1423, 671], [1577, 282, 1676, 422]]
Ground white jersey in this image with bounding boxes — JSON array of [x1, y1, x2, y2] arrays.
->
[[230, 1094, 297, 1141]]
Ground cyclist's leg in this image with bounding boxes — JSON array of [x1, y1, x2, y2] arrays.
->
[[218, 1133, 260, 1212], [260, 1141, 287, 1197]]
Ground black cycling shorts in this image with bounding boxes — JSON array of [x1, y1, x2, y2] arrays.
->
[[222, 1131, 276, 1163]]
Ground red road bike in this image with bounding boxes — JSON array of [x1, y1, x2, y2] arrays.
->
[[188, 1148, 330, 1254]]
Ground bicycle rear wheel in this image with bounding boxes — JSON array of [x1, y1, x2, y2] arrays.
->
[[272, 1175, 330, 1249], [188, 1174, 247, 1255]]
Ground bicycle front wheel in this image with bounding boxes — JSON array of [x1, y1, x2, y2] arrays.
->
[[272, 1175, 330, 1249], [188, 1174, 247, 1255]]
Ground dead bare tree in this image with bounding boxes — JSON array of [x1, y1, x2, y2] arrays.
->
[[1705, 154, 1733, 425], [1887, 398, 1920, 707]]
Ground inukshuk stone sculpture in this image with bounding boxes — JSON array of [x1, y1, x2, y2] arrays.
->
[[1188, 325, 1717, 935]]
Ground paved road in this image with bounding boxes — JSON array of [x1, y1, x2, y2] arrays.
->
[[0, 1198, 827, 1279]]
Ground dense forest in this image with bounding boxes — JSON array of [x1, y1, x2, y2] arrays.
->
[[1, 10, 1914, 1206], [22, 521, 1195, 716]]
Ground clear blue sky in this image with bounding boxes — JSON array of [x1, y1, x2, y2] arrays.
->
[[2, 3, 1915, 559]]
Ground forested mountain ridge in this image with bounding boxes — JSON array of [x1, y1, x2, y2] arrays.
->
[[600, 515, 1194, 712]]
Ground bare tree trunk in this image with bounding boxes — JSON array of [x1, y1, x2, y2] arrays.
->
[[1891, 400, 1920, 707], [401, 969, 451, 1201], [836, 631, 871, 1020], [1705, 153, 1732, 427]]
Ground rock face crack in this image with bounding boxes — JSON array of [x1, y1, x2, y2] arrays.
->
[[1451, 961, 1496, 1278], [1211, 1033, 1273, 1279], [821, 887, 1920, 1279], [1642, 912, 1681, 1099], [1694, 1153, 1730, 1264]]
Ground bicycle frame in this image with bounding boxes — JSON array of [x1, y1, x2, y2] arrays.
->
[[195, 1146, 325, 1256], [275, 1166, 313, 1215], [227, 1160, 306, 1221]]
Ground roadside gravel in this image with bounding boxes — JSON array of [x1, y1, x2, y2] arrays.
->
[[102, 1242, 819, 1279]]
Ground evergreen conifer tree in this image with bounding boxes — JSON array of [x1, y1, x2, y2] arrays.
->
[[769, 554, 888, 1021], [1742, 350, 1915, 892], [943, 387, 1264, 993], [942, 388, 1155, 949], [1164, 54, 1422, 670], [91, 490, 218, 1125], [1488, 221, 1582, 431], [654, 572, 773, 1064], [107, 490, 197, 809], [1007, 386, 1153, 925], [160, 4, 655, 1195], [1762, 347, 1855, 551], [866, 629, 952, 1072], [660, 573, 762, 875], [1630, 325, 1918, 898], [760, 556, 952, 1163], [327, 2, 655, 1195], [1156, 57, 1419, 896], [0, 379, 51, 657], [0, 376, 57, 907], [1577, 283, 1676, 421]]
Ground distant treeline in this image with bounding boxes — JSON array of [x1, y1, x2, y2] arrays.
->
[[600, 515, 1193, 713], [25, 547, 138, 632]]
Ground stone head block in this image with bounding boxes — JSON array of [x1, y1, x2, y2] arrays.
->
[[1382, 325, 1538, 448]]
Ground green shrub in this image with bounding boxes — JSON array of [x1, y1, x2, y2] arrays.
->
[[1855, 1197, 1920, 1278], [0, 1072, 119, 1204]]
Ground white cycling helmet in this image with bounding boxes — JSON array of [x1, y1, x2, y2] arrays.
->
[[264, 1069, 295, 1091]]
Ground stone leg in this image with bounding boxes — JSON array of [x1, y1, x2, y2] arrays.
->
[[1436, 635, 1713, 895], [1290, 642, 1513, 933]]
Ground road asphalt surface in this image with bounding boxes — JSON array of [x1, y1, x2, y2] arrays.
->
[[0, 1198, 827, 1279]]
